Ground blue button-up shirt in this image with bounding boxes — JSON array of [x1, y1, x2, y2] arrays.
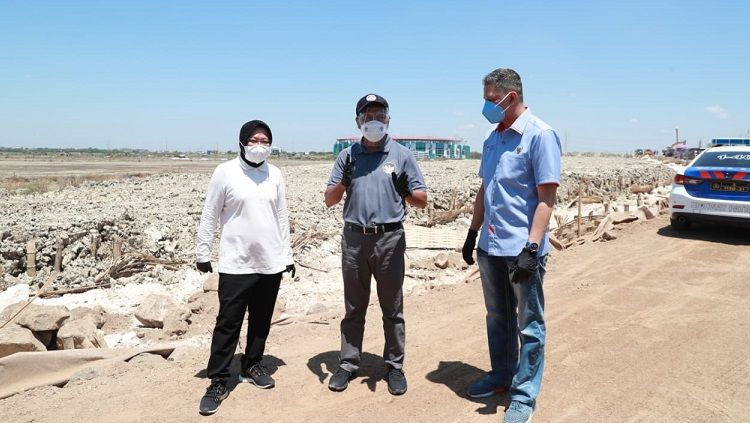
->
[[478, 109, 562, 257]]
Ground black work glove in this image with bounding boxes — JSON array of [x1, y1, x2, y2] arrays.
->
[[196, 261, 213, 273], [509, 248, 538, 284], [462, 229, 478, 265], [341, 154, 355, 187], [285, 264, 296, 278], [391, 171, 411, 198]]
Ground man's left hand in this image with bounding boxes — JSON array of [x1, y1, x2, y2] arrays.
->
[[509, 248, 538, 284], [285, 264, 296, 278], [391, 171, 411, 198]]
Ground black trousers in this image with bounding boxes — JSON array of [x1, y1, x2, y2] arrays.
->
[[206, 272, 282, 384]]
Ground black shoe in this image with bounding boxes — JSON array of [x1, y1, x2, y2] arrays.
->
[[239, 363, 275, 389], [328, 367, 354, 392], [387, 368, 407, 395], [199, 382, 228, 415]]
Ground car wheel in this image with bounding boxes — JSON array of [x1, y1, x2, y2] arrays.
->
[[670, 218, 691, 230]]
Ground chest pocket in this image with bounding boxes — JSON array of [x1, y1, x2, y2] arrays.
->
[[495, 150, 529, 184]]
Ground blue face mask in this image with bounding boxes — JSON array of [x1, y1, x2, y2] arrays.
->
[[481, 92, 512, 124]]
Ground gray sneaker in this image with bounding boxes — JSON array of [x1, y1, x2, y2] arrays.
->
[[239, 363, 275, 389], [199, 382, 228, 415], [387, 368, 407, 395], [503, 401, 533, 423], [328, 367, 354, 392]]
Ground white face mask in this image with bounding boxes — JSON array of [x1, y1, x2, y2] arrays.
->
[[243, 144, 270, 164], [361, 120, 387, 143]]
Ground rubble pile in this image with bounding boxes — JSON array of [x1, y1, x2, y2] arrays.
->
[[1, 156, 675, 303]]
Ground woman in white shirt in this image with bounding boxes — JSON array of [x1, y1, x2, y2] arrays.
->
[[195, 120, 295, 416]]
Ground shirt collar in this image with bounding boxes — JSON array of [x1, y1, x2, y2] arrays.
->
[[496, 107, 531, 135], [357, 135, 391, 154]]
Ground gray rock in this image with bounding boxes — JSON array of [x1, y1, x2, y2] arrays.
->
[[57, 318, 107, 349], [134, 294, 176, 328], [202, 274, 219, 292], [163, 304, 192, 337], [16, 304, 70, 331], [70, 305, 107, 329], [433, 252, 449, 269], [0, 325, 46, 358], [0, 301, 29, 327]]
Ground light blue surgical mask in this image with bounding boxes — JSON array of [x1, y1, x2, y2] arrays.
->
[[482, 92, 512, 124]]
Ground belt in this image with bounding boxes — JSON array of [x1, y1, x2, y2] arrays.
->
[[345, 222, 403, 235]]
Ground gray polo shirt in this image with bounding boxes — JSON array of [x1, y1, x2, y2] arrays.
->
[[327, 136, 427, 226]]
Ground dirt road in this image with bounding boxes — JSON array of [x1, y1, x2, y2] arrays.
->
[[2, 215, 749, 422]]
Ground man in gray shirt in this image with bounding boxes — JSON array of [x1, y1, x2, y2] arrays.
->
[[325, 93, 427, 395]]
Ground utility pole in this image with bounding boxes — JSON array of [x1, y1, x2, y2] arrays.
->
[[675, 127, 679, 145]]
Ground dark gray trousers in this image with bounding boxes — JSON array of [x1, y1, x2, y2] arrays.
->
[[339, 227, 406, 372]]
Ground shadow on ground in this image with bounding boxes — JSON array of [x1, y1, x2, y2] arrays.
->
[[193, 353, 286, 392], [657, 222, 750, 245], [307, 351, 387, 392], [425, 360, 509, 415]]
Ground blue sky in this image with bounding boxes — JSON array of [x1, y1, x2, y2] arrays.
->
[[1, 1, 748, 153]]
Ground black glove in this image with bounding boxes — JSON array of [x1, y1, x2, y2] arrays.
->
[[462, 229, 478, 265], [196, 261, 213, 273], [509, 248, 538, 284], [391, 171, 411, 198], [285, 264, 296, 278], [341, 154, 355, 187]]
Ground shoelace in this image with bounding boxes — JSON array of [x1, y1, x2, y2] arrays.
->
[[388, 369, 405, 381], [250, 364, 269, 378], [205, 382, 225, 401]]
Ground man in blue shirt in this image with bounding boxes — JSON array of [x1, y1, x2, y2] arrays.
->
[[325, 94, 428, 396], [462, 68, 562, 423]]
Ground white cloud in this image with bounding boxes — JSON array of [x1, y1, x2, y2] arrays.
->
[[706, 105, 729, 119], [629, 118, 638, 123], [454, 111, 465, 117]]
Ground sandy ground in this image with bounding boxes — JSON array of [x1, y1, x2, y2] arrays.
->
[[2, 214, 748, 422], [0, 158, 312, 178]]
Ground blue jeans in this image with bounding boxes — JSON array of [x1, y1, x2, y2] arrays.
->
[[476, 248, 547, 407]]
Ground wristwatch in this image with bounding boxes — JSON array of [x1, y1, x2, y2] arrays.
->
[[524, 241, 539, 256]]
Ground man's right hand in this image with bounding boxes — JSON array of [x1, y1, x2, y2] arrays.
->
[[196, 261, 213, 273], [462, 229, 478, 265], [341, 154, 355, 187]]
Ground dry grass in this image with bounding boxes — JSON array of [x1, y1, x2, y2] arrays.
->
[[0, 173, 151, 195]]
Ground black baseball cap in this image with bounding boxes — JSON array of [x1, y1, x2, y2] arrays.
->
[[356, 93, 389, 115]]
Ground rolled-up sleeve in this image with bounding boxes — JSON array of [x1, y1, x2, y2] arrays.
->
[[530, 129, 562, 186]]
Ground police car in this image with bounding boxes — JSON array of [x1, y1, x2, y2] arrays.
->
[[669, 145, 750, 229]]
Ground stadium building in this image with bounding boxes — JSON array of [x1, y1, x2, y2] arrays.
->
[[333, 136, 470, 159]]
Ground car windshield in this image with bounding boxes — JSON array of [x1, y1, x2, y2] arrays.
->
[[693, 151, 750, 168]]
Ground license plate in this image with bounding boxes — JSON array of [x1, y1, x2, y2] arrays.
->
[[693, 202, 750, 215], [710, 181, 749, 192]]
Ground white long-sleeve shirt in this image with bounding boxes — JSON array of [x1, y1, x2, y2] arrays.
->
[[195, 158, 294, 274]]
